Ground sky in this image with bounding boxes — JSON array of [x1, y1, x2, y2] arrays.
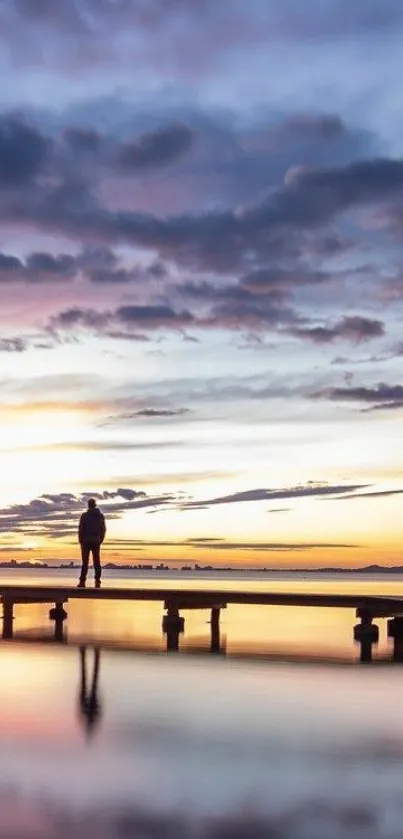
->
[[0, 0, 402, 568]]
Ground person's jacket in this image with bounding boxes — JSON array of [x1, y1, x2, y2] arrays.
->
[[78, 508, 106, 545]]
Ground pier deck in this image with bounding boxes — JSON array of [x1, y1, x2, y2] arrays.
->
[[1, 585, 403, 654], [0, 584, 403, 614]]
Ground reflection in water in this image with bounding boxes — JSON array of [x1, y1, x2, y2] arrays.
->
[[2, 571, 403, 837], [78, 646, 102, 738], [0, 793, 383, 839], [2, 637, 403, 838]]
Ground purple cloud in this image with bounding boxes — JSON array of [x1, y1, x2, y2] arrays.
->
[[290, 316, 385, 344], [310, 383, 403, 411], [180, 482, 368, 509]]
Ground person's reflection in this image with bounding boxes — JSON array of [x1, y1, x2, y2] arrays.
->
[[78, 646, 102, 739]]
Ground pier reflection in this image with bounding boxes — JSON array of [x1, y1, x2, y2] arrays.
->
[[6, 601, 403, 665], [71, 633, 403, 743]]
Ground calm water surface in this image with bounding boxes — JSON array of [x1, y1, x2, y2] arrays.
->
[[1, 570, 403, 838]]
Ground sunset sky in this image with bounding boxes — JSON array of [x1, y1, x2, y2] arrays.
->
[[0, 0, 402, 567]]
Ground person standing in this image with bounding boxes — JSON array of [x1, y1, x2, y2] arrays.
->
[[77, 498, 106, 588]]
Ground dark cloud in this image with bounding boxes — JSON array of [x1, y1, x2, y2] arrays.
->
[[127, 408, 190, 418], [268, 508, 291, 513], [118, 124, 193, 170], [180, 482, 368, 509], [0, 337, 27, 352], [0, 243, 169, 286], [334, 488, 403, 500], [0, 488, 176, 540], [63, 126, 102, 152], [269, 113, 346, 144], [0, 248, 82, 284], [0, 249, 77, 283], [311, 382, 403, 411], [9, 154, 400, 281], [25, 251, 76, 276], [47, 285, 300, 339], [240, 266, 328, 293], [290, 316, 385, 344], [0, 115, 48, 186], [177, 281, 297, 330], [0, 103, 391, 287], [49, 304, 195, 334], [0, 253, 21, 271], [0, 112, 194, 217]]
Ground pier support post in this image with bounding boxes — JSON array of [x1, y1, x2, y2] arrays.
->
[[162, 604, 184, 652], [210, 607, 221, 653], [387, 617, 403, 662], [2, 598, 14, 639], [49, 601, 68, 642], [354, 609, 379, 663]]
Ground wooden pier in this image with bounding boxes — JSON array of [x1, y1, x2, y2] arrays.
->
[[2, 584, 403, 657]]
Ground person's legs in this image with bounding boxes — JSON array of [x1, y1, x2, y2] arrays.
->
[[79, 544, 90, 585], [92, 543, 102, 585]]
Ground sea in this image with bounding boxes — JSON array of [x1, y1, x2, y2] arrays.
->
[[2, 568, 403, 839]]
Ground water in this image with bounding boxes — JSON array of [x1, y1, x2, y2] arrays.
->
[[2, 570, 403, 838]]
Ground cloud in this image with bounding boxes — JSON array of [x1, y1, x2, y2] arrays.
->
[[268, 508, 291, 513], [50, 304, 194, 334], [3, 0, 403, 89], [0, 104, 391, 280], [25, 251, 76, 278], [0, 488, 177, 540], [118, 124, 193, 170], [186, 538, 358, 551], [0, 112, 195, 213], [63, 126, 102, 152], [290, 316, 385, 344], [47, 284, 300, 339], [70, 534, 357, 552], [311, 382, 403, 411], [0, 479, 375, 542], [334, 488, 403, 500], [180, 482, 368, 509], [240, 266, 328, 293], [124, 408, 190, 418], [0, 115, 48, 186], [0, 337, 27, 352], [0, 242, 170, 287]]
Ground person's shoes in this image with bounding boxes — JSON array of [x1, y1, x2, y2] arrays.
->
[[95, 579, 101, 589], [77, 581, 86, 588]]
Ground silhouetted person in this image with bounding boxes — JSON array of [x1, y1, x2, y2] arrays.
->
[[78, 498, 106, 588], [78, 646, 102, 738]]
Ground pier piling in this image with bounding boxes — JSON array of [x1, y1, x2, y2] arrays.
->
[[210, 607, 221, 653], [162, 604, 185, 652], [2, 598, 14, 639], [49, 602, 68, 642]]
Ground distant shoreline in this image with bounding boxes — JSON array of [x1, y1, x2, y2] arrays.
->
[[0, 562, 403, 574]]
